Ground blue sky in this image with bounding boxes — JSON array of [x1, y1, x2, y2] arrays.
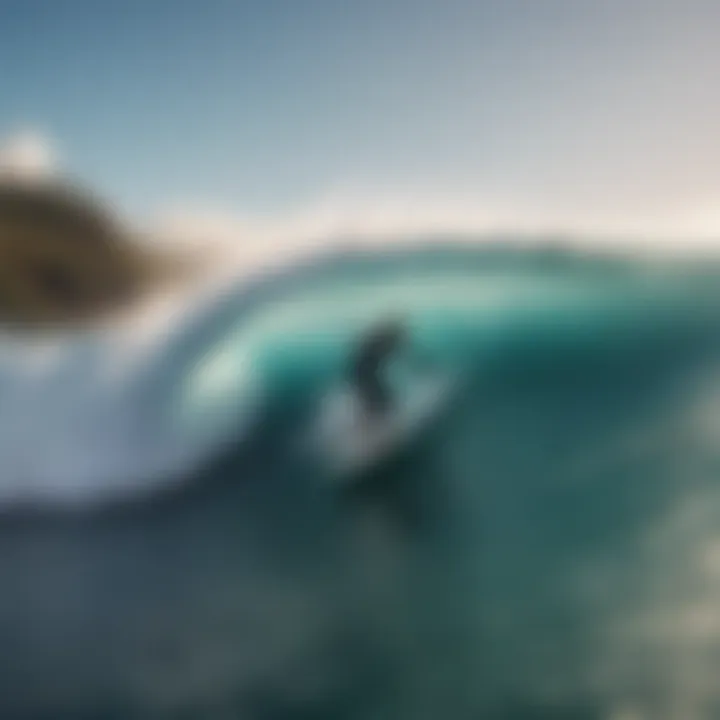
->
[[2, 0, 720, 234]]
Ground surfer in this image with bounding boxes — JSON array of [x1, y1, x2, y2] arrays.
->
[[348, 317, 409, 420], [314, 316, 450, 481]]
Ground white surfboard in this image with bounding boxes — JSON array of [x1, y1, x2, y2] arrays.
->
[[312, 370, 457, 483]]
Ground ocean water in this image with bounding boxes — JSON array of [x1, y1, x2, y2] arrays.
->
[[2, 242, 720, 719]]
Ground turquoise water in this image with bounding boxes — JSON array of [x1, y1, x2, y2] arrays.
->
[[2, 244, 720, 718]]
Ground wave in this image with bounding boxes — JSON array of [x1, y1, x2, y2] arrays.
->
[[0, 238, 716, 511], [4, 239, 720, 716]]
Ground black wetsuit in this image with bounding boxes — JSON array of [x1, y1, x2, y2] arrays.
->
[[349, 322, 406, 418]]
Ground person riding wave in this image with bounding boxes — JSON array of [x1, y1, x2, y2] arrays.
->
[[348, 317, 410, 420]]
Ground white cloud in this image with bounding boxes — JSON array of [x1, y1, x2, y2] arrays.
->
[[0, 129, 57, 182]]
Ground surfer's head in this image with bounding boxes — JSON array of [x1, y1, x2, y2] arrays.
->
[[369, 316, 409, 354]]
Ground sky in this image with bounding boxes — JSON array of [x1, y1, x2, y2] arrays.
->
[[2, 0, 720, 241]]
